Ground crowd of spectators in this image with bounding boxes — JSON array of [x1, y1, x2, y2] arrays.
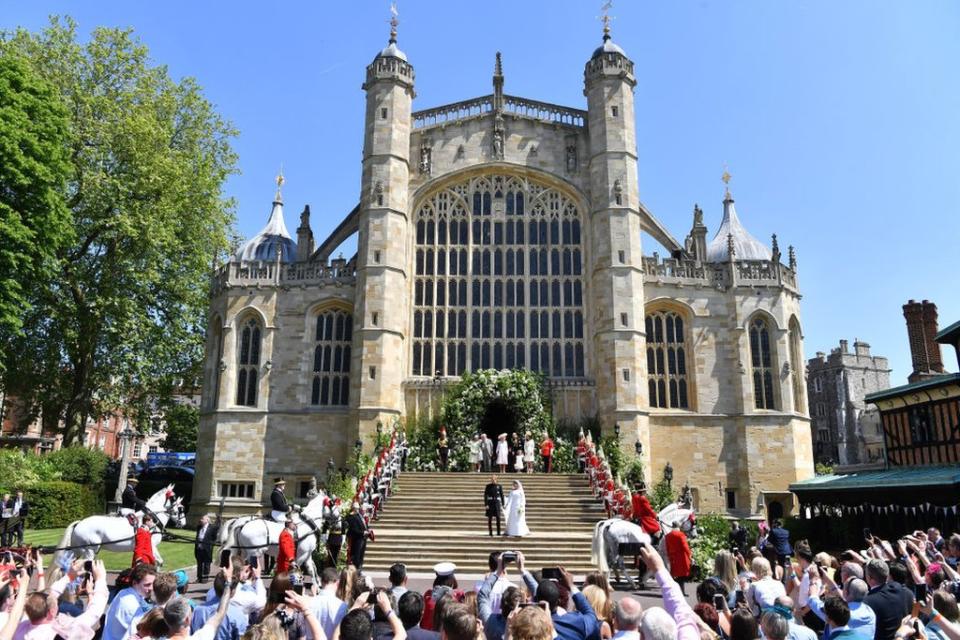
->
[[4, 515, 960, 640]]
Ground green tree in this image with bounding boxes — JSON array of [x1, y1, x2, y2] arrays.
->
[[160, 403, 199, 452], [0, 52, 72, 355], [0, 18, 238, 443]]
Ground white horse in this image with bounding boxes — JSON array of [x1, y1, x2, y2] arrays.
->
[[56, 486, 186, 565], [219, 491, 330, 585], [591, 502, 698, 589]]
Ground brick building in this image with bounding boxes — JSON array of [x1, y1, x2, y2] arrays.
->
[[806, 340, 890, 467]]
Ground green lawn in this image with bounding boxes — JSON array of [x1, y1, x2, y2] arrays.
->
[[24, 528, 197, 572]]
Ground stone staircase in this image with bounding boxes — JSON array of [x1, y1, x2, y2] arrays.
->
[[364, 472, 603, 576]]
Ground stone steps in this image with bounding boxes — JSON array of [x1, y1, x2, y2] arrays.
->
[[363, 472, 601, 575]]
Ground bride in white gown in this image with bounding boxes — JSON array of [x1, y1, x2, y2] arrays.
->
[[505, 480, 530, 537]]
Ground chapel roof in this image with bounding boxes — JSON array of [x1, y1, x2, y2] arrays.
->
[[235, 179, 297, 263], [705, 190, 773, 262]]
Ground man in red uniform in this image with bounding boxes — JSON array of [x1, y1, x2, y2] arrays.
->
[[631, 484, 661, 540], [664, 526, 692, 596], [276, 516, 297, 574], [539, 435, 555, 473], [132, 514, 156, 567]]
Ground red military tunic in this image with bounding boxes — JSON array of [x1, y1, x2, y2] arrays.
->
[[132, 527, 155, 567], [632, 493, 660, 535], [277, 527, 296, 573], [665, 529, 692, 579]]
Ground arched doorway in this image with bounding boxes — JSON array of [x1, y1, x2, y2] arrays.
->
[[479, 399, 518, 442], [766, 500, 784, 522]]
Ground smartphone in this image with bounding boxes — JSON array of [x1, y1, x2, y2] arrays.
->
[[219, 549, 231, 568], [916, 584, 928, 604], [618, 542, 645, 556], [247, 556, 258, 568], [713, 594, 726, 610], [501, 552, 518, 563], [542, 567, 563, 581], [293, 584, 304, 596], [735, 590, 746, 605], [84, 560, 93, 574], [366, 589, 380, 605]]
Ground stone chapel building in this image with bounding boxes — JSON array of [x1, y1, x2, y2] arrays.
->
[[193, 22, 814, 518]]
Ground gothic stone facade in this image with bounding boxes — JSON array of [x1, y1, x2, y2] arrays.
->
[[193, 35, 814, 519]]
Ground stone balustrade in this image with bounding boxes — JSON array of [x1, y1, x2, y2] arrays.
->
[[641, 255, 799, 291], [211, 258, 357, 295], [412, 94, 586, 131]]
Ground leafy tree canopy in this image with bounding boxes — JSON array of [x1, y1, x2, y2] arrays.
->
[[0, 17, 238, 443], [159, 402, 199, 452], [0, 51, 72, 350]]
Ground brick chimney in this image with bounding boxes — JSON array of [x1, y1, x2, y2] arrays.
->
[[903, 299, 946, 383]]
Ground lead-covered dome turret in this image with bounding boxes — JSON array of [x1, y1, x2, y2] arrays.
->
[[235, 178, 297, 263], [705, 189, 772, 262]]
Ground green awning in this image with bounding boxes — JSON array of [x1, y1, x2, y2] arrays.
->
[[790, 465, 960, 507]]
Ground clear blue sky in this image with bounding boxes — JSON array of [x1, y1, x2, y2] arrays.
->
[[4, 1, 958, 384]]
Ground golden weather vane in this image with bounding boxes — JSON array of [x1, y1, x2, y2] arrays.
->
[[722, 163, 732, 198], [275, 165, 285, 201], [389, 2, 399, 41], [600, 0, 614, 37]]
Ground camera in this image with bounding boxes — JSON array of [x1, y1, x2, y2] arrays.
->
[[501, 552, 518, 563], [541, 568, 563, 581]]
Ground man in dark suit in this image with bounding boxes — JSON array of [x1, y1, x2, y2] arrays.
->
[[194, 513, 218, 583], [484, 475, 505, 537], [345, 502, 371, 569], [8, 490, 28, 546], [270, 477, 290, 521]]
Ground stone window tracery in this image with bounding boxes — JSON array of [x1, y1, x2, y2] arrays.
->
[[645, 310, 689, 409], [312, 309, 352, 406], [412, 174, 586, 377], [750, 317, 777, 410], [236, 317, 261, 407], [789, 318, 805, 413]]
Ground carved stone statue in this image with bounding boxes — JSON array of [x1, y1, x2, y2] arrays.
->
[[565, 143, 577, 172], [693, 204, 704, 227], [419, 142, 432, 175], [492, 129, 504, 160]]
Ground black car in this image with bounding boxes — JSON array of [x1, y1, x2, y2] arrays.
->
[[107, 465, 194, 513]]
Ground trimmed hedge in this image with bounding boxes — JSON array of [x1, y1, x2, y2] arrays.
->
[[0, 481, 101, 529]]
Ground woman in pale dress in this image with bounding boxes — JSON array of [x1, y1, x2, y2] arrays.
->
[[495, 433, 509, 473], [523, 432, 536, 474], [505, 480, 530, 537], [469, 435, 482, 473]]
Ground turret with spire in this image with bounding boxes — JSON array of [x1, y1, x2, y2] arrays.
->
[[234, 171, 297, 263], [705, 168, 773, 263]]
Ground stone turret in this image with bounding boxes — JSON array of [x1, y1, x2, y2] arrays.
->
[[583, 24, 649, 460], [352, 16, 415, 447]]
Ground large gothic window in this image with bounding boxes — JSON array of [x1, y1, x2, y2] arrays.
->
[[312, 309, 352, 406], [412, 174, 586, 377], [236, 317, 261, 406], [750, 317, 777, 410], [645, 310, 689, 409]]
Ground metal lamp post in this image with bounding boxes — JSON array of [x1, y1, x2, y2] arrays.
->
[[113, 426, 137, 504], [634, 440, 643, 456]]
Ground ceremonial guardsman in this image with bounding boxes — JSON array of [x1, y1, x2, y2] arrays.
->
[[270, 477, 290, 521], [631, 484, 661, 541], [277, 516, 297, 574], [132, 513, 156, 567]]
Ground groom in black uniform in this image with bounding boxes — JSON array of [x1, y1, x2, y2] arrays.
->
[[484, 474, 505, 537]]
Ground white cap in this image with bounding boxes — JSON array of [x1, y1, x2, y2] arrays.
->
[[433, 562, 457, 577]]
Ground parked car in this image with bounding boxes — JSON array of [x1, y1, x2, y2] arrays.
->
[[106, 465, 195, 514]]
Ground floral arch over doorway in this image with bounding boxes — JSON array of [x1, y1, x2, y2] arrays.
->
[[440, 369, 552, 470]]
